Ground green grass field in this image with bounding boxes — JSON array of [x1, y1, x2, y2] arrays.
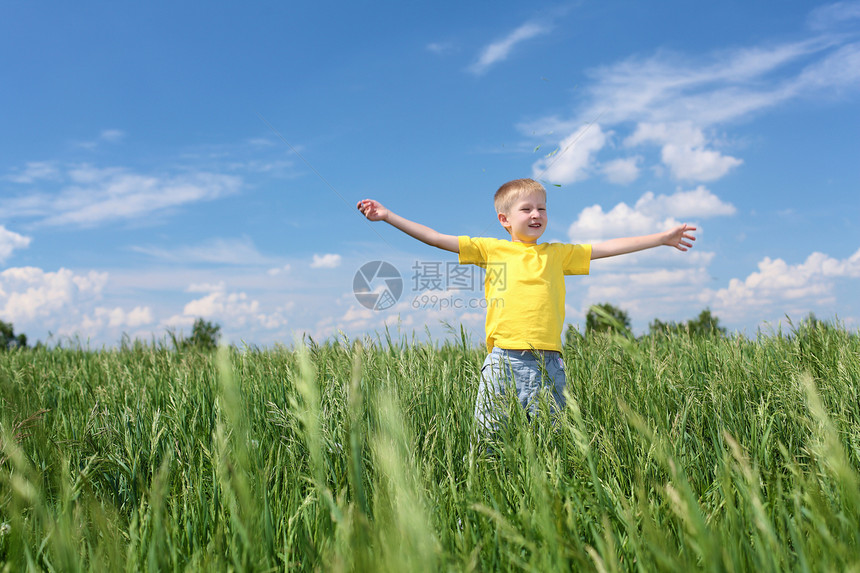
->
[[1, 322, 859, 571]]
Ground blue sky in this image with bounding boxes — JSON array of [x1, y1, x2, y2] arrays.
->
[[1, 1, 858, 347]]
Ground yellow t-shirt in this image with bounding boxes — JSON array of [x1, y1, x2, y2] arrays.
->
[[458, 236, 591, 352]]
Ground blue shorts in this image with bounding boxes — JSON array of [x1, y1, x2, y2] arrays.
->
[[475, 347, 566, 433]]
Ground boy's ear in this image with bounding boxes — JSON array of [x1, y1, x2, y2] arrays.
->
[[498, 212, 512, 233]]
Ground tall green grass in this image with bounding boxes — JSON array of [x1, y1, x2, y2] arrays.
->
[[1, 322, 858, 571]]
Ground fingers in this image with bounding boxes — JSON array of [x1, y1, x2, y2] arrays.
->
[[675, 230, 695, 251], [356, 199, 374, 216], [678, 224, 697, 249], [357, 199, 384, 221]]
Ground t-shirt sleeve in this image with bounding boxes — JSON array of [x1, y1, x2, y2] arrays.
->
[[562, 243, 592, 275], [458, 236, 489, 267]]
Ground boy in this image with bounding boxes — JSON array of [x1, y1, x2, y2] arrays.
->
[[357, 178, 696, 433]]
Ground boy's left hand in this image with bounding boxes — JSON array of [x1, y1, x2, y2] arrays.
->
[[664, 224, 697, 251]]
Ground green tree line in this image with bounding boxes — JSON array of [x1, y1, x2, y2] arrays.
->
[[0, 321, 27, 350], [3, 309, 852, 352]]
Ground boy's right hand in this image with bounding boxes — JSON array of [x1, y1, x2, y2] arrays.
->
[[356, 198, 460, 252], [357, 199, 389, 222]]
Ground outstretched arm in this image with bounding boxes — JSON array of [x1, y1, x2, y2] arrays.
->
[[357, 199, 460, 253], [591, 224, 696, 260]]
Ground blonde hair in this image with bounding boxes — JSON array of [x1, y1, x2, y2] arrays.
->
[[493, 178, 546, 214]]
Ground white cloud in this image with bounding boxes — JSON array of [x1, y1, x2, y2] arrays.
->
[[808, 1, 860, 31], [67, 164, 118, 184], [572, 266, 714, 330], [132, 237, 274, 265], [705, 248, 860, 320], [427, 41, 456, 55], [568, 187, 734, 243], [5, 161, 60, 184], [82, 305, 153, 330], [585, 267, 709, 297], [162, 314, 196, 331], [0, 163, 241, 228], [601, 157, 642, 184], [577, 39, 831, 128], [793, 43, 860, 94], [73, 129, 127, 150], [470, 22, 549, 75], [341, 305, 374, 324], [532, 123, 607, 184], [124, 306, 153, 326], [100, 129, 125, 143], [635, 186, 737, 219], [570, 202, 673, 243], [170, 284, 292, 332], [187, 281, 226, 294], [0, 226, 31, 263], [183, 290, 259, 322], [311, 253, 342, 269], [0, 267, 108, 324], [0, 266, 162, 344], [626, 122, 742, 181], [523, 23, 860, 185], [268, 264, 292, 276], [662, 141, 740, 181]]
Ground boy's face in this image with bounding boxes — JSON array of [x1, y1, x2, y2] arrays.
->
[[498, 191, 547, 243]]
